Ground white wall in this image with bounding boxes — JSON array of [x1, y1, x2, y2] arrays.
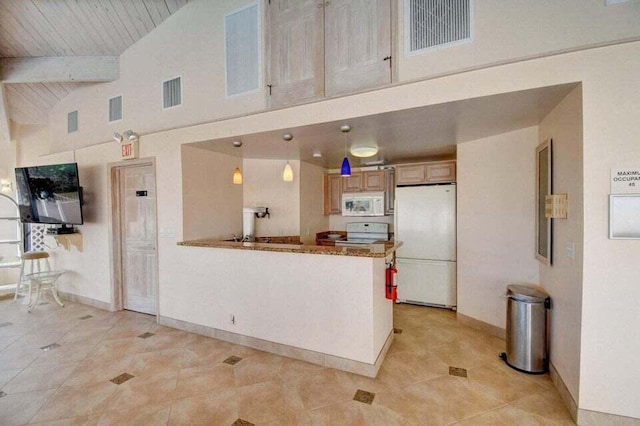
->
[[397, 0, 640, 82], [578, 46, 640, 421], [181, 146, 242, 240], [457, 127, 540, 328], [299, 162, 329, 244], [47, 0, 265, 154], [43, 0, 640, 154], [242, 159, 300, 238], [539, 87, 584, 404], [160, 246, 389, 364]]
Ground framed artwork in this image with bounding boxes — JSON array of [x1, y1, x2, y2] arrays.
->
[[536, 139, 552, 264]]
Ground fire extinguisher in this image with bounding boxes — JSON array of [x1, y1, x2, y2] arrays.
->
[[385, 262, 398, 301]]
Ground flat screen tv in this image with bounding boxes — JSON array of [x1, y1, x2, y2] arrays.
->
[[15, 162, 84, 225]]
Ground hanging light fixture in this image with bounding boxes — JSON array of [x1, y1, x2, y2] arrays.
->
[[282, 133, 294, 182], [340, 125, 352, 177], [232, 141, 243, 184]]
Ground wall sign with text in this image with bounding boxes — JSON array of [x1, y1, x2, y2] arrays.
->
[[121, 141, 139, 160], [611, 168, 640, 194]]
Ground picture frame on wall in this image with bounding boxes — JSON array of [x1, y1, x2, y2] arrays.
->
[[536, 139, 552, 264]]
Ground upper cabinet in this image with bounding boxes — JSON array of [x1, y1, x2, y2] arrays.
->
[[341, 170, 385, 193], [342, 173, 364, 193], [267, 0, 324, 107], [323, 173, 342, 215], [385, 169, 395, 215], [396, 161, 456, 185], [324, 0, 392, 97], [363, 170, 385, 191], [268, 0, 391, 108]]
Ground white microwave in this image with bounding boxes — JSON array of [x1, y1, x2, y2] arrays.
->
[[342, 192, 385, 216]]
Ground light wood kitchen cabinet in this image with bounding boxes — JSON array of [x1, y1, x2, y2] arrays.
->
[[385, 169, 395, 215], [268, 0, 324, 108], [267, 0, 391, 107], [323, 174, 342, 215], [324, 0, 392, 97], [426, 161, 456, 183], [395, 164, 427, 185], [342, 173, 363, 193], [363, 170, 385, 191], [396, 161, 457, 185]]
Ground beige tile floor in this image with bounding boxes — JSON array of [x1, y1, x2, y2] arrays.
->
[[0, 295, 575, 425]]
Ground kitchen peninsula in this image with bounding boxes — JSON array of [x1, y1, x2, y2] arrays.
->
[[164, 239, 401, 377]]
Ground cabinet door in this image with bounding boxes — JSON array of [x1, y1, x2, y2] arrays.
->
[[426, 161, 456, 183], [363, 170, 385, 191], [385, 170, 395, 215], [323, 174, 342, 215], [324, 0, 391, 97], [268, 0, 324, 108], [342, 173, 363, 192], [396, 165, 427, 185]]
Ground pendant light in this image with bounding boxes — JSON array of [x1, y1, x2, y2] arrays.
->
[[282, 133, 294, 182], [340, 125, 352, 177], [232, 140, 243, 184]]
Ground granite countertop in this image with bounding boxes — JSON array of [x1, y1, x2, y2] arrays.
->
[[177, 239, 402, 258]]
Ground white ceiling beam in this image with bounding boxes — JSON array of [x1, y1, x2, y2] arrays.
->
[[0, 83, 11, 143], [0, 56, 119, 83]]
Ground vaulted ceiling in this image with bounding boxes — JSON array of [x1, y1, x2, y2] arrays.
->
[[0, 0, 190, 133]]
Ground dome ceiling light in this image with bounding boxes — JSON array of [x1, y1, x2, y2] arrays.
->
[[350, 146, 378, 158]]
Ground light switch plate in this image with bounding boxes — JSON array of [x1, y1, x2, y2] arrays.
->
[[566, 241, 576, 260]]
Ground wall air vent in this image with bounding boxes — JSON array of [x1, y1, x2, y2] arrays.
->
[[109, 95, 123, 122], [67, 110, 78, 133], [163, 77, 182, 109], [405, 0, 472, 54], [225, 3, 261, 97]]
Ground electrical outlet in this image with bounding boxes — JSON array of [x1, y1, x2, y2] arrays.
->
[[230, 314, 235, 325]]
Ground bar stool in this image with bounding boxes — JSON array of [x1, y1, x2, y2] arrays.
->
[[27, 270, 66, 312], [13, 251, 52, 303]]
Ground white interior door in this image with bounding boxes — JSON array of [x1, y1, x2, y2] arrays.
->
[[119, 164, 157, 315], [396, 258, 457, 307]]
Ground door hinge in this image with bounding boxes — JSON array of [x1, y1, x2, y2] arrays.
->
[[267, 84, 273, 95]]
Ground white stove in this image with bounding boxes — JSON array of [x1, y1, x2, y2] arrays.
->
[[335, 222, 389, 247]]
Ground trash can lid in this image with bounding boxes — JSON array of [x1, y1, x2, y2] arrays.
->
[[507, 284, 549, 303]]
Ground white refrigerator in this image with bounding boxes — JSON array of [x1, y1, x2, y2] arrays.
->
[[395, 184, 456, 308]]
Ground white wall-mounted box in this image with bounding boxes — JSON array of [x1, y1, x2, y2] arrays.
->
[[609, 194, 640, 239]]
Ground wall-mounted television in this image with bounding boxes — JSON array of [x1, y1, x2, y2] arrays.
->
[[15, 162, 84, 225]]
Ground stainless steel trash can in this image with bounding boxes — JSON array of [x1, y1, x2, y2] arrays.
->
[[501, 284, 550, 374]]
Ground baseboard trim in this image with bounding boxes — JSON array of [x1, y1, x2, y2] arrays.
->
[[549, 362, 578, 422], [158, 315, 393, 378], [578, 408, 640, 425], [58, 291, 113, 312], [456, 312, 506, 340]]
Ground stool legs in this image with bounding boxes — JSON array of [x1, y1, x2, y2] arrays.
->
[[51, 284, 64, 307], [28, 282, 41, 313], [27, 273, 65, 312]]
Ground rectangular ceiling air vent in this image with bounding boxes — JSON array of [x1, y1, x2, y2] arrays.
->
[[163, 77, 182, 109], [225, 4, 261, 97], [109, 95, 123, 122], [67, 110, 78, 133], [406, 0, 472, 54]]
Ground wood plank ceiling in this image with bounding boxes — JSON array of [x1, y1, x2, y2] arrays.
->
[[0, 0, 190, 126]]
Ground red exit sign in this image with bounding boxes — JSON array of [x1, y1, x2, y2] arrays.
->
[[121, 141, 138, 160]]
